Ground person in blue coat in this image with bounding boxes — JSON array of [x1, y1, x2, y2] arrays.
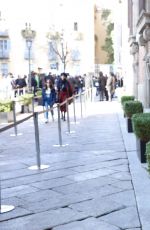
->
[[42, 79, 56, 123]]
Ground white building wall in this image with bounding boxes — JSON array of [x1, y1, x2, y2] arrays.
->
[[0, 0, 94, 76]]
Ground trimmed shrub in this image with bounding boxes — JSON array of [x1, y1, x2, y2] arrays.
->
[[121, 95, 135, 106], [123, 100, 143, 118], [19, 93, 34, 106], [132, 113, 150, 142], [0, 100, 13, 112]]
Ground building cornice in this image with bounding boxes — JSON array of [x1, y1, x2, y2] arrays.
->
[[136, 11, 150, 34]]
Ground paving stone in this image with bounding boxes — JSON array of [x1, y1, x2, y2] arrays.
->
[[53, 217, 120, 230], [105, 189, 137, 207], [0, 208, 90, 230], [110, 171, 132, 181], [66, 168, 116, 182], [2, 185, 39, 199], [2, 168, 76, 189], [112, 180, 133, 190], [0, 207, 32, 222], [31, 177, 73, 190], [69, 196, 125, 217], [52, 176, 119, 195], [99, 207, 141, 229]]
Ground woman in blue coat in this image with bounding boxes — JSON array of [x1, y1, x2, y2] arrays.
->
[[42, 79, 56, 123]]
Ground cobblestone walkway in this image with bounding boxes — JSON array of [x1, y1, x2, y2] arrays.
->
[[0, 99, 143, 230]]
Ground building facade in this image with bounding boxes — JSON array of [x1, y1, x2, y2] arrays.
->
[[128, 0, 150, 107], [0, 0, 95, 77]]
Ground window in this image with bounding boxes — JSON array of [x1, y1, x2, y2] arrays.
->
[[0, 39, 9, 58], [1, 63, 8, 76], [74, 22, 78, 31]]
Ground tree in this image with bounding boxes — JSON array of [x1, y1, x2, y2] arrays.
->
[[47, 31, 70, 72], [101, 9, 114, 64]]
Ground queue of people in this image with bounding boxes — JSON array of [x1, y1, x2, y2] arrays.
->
[[93, 71, 123, 102]]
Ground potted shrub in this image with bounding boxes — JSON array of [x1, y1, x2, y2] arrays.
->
[[146, 142, 150, 173], [132, 113, 150, 163], [123, 100, 143, 132], [121, 95, 135, 117], [0, 100, 14, 123], [19, 93, 34, 113], [121, 95, 135, 106]]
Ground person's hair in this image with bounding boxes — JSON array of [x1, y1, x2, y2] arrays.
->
[[44, 80, 53, 89], [61, 72, 68, 78]]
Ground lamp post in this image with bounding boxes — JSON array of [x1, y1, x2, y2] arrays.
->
[[21, 23, 36, 92]]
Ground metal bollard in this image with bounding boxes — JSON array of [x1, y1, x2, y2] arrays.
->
[[29, 112, 49, 170], [66, 99, 71, 133], [73, 95, 76, 124], [33, 112, 41, 169], [32, 97, 35, 113], [57, 103, 63, 146], [13, 101, 17, 136], [80, 92, 83, 118]]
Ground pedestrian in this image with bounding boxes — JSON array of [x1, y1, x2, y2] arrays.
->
[[106, 72, 116, 101], [42, 79, 56, 123], [57, 72, 73, 121], [98, 71, 107, 101]]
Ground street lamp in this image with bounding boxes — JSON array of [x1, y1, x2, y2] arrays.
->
[[21, 23, 36, 92]]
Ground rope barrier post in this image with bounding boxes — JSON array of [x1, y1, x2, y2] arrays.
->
[[12, 101, 17, 136], [0, 177, 15, 214], [66, 99, 71, 133], [73, 95, 76, 124], [80, 92, 83, 118], [34, 112, 41, 169], [28, 112, 49, 170], [32, 97, 35, 113], [57, 103, 63, 146]]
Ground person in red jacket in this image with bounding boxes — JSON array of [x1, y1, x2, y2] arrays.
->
[[57, 73, 73, 121]]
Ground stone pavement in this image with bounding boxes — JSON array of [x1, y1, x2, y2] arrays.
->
[[0, 96, 150, 230]]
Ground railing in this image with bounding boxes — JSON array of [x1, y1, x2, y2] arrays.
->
[[0, 87, 93, 214]]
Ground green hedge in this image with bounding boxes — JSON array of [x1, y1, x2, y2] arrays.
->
[[132, 113, 150, 141], [123, 100, 143, 118], [0, 100, 13, 112], [121, 95, 135, 106], [19, 93, 34, 106], [146, 142, 150, 173]]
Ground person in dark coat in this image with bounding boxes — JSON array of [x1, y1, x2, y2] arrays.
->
[[42, 79, 56, 123], [57, 73, 73, 121], [98, 71, 107, 101]]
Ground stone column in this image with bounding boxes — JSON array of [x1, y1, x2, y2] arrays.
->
[[130, 40, 139, 99]]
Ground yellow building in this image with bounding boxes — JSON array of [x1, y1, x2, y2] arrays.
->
[[94, 5, 108, 65]]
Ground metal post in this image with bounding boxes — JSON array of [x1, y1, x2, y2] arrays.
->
[[80, 92, 83, 118], [12, 101, 17, 136], [66, 99, 71, 133], [73, 95, 76, 124], [57, 103, 63, 146], [33, 112, 41, 169], [29, 112, 49, 170], [32, 97, 34, 113]]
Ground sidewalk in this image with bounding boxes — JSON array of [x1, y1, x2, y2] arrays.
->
[[0, 97, 150, 230]]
